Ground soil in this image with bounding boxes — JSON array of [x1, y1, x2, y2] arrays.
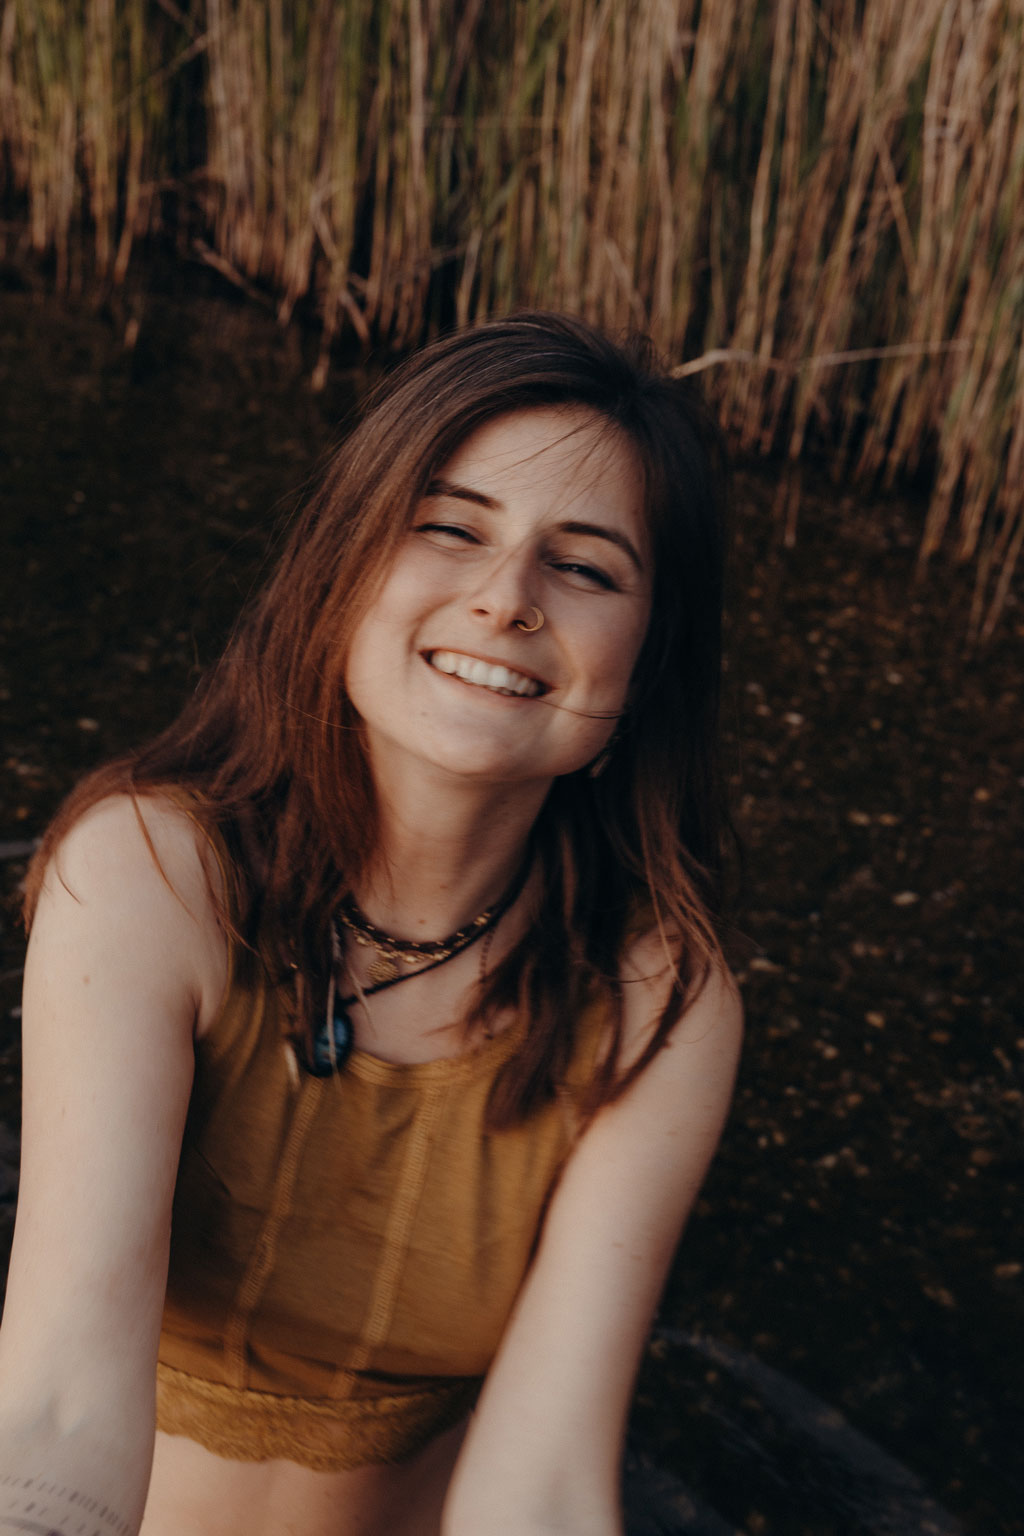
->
[[0, 285, 1021, 1536]]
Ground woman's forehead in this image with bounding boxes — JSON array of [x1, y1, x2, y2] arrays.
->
[[436, 406, 646, 528]]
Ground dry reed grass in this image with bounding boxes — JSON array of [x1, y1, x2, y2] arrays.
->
[[0, 0, 1020, 636]]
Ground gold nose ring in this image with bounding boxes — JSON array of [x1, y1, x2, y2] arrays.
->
[[513, 607, 545, 633]]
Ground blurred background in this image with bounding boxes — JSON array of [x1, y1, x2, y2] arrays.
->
[[0, 3, 1021, 1532]]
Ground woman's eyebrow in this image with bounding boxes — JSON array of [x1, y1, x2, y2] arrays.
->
[[425, 476, 499, 509]]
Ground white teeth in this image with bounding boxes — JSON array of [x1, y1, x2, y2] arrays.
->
[[429, 650, 541, 697]]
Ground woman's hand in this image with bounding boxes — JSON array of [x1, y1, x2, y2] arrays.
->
[[0, 794, 224, 1533], [442, 940, 743, 1536]]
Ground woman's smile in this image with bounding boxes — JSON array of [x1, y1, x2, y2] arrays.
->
[[423, 649, 549, 698]]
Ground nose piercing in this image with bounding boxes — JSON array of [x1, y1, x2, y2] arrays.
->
[[513, 606, 545, 633]]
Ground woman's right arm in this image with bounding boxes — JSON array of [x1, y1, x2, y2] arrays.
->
[[0, 795, 225, 1536]]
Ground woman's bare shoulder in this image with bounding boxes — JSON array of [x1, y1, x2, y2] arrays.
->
[[39, 789, 222, 922], [32, 789, 230, 1031]]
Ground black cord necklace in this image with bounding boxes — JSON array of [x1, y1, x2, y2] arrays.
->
[[306, 858, 531, 1076]]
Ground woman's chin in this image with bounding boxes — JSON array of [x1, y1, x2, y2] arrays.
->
[[358, 704, 606, 788], [421, 743, 553, 786], [371, 731, 555, 788]]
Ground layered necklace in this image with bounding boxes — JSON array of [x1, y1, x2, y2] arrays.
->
[[307, 859, 530, 1076], [337, 895, 502, 986]]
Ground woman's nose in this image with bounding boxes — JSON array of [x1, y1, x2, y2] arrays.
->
[[467, 547, 537, 629]]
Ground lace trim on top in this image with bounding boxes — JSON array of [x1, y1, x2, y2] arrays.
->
[[156, 1363, 479, 1470]]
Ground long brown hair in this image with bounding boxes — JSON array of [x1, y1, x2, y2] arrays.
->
[[25, 312, 729, 1126]]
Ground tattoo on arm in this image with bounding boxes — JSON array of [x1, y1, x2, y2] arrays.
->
[[0, 1476, 132, 1536]]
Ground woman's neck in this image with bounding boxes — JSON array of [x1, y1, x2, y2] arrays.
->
[[352, 763, 549, 940]]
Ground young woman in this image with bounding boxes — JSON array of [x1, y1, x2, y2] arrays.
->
[[0, 313, 742, 1536]]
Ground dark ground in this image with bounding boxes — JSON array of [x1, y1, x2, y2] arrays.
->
[[0, 287, 1021, 1535]]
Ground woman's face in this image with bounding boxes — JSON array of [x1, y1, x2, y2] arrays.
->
[[344, 406, 651, 791]]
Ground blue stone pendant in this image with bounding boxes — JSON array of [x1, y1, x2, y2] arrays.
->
[[308, 999, 354, 1076]]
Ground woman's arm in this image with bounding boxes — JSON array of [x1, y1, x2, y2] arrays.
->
[[0, 796, 224, 1535], [443, 939, 743, 1536]]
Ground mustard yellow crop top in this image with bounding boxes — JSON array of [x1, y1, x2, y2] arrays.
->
[[156, 854, 608, 1470]]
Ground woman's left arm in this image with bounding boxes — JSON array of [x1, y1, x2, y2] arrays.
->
[[443, 942, 743, 1536]]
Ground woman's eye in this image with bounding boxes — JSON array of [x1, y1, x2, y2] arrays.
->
[[413, 522, 479, 545], [550, 559, 617, 591]]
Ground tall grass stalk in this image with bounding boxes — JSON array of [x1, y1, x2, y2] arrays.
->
[[0, 0, 178, 288], [1, 0, 1021, 636]]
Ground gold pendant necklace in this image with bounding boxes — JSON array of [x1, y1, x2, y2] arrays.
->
[[367, 950, 403, 985]]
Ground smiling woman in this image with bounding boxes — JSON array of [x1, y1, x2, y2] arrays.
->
[[0, 314, 741, 1536]]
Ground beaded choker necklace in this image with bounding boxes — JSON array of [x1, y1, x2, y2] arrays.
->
[[306, 859, 530, 1076], [337, 893, 501, 985]]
